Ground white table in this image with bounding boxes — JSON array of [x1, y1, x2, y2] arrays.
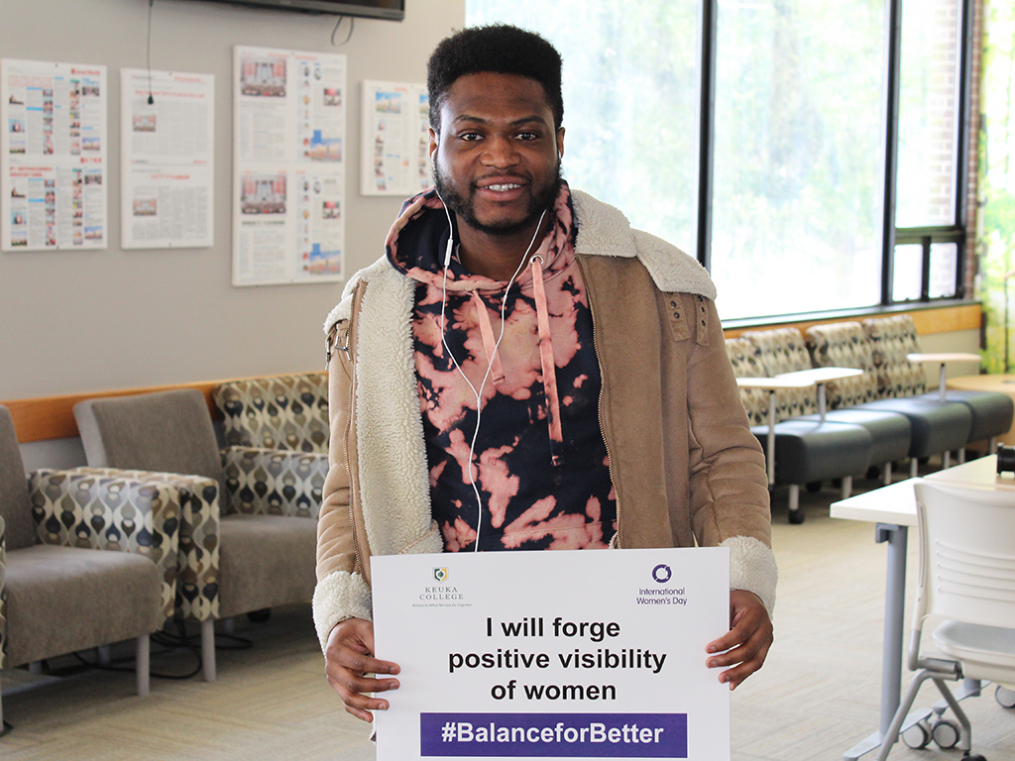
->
[[777, 367, 863, 420], [906, 352, 982, 402], [830, 456, 1015, 760], [736, 376, 815, 486], [736, 368, 863, 486]]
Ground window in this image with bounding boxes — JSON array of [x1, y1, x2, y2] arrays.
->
[[466, 0, 974, 319], [896, 0, 961, 228], [710, 0, 884, 318], [893, 0, 965, 303], [467, 0, 701, 254]]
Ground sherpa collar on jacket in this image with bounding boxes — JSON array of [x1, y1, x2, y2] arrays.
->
[[326, 190, 716, 336]]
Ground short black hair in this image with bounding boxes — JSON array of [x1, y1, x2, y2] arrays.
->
[[427, 24, 563, 133]]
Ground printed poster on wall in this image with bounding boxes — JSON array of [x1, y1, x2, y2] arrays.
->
[[121, 69, 215, 249], [361, 80, 432, 196], [372, 547, 731, 761], [233, 46, 345, 286], [1, 59, 108, 251]]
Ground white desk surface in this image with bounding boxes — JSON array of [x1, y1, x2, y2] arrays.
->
[[830, 456, 1015, 526], [776, 367, 864, 383], [923, 455, 1015, 489], [830, 479, 920, 526], [735, 376, 814, 389], [906, 352, 982, 364]]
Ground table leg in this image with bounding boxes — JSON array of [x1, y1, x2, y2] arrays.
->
[[767, 391, 776, 486], [939, 364, 947, 403], [842, 522, 908, 760]]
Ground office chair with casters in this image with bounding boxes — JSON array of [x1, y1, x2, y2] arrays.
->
[[875, 480, 1015, 761]]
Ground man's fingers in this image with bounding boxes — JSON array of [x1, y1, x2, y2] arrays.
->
[[707, 630, 770, 670], [324, 617, 402, 722], [326, 664, 400, 695], [326, 672, 396, 716], [715, 636, 772, 689], [344, 704, 376, 723], [706, 611, 765, 655], [705, 591, 773, 689], [333, 646, 400, 677]]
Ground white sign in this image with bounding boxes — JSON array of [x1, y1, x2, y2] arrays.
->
[[2, 58, 108, 251], [361, 80, 432, 196], [120, 69, 215, 249], [232, 46, 345, 286], [372, 547, 730, 761]]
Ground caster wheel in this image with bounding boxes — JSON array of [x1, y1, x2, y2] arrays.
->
[[788, 509, 805, 525], [902, 721, 931, 749], [960, 755, 986, 761], [866, 465, 882, 480], [996, 685, 1015, 709], [247, 608, 271, 623], [931, 718, 960, 749], [805, 481, 822, 493]]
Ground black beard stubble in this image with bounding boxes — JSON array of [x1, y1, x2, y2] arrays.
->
[[433, 158, 563, 238]]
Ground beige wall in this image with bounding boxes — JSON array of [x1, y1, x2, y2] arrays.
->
[[0, 0, 465, 400]]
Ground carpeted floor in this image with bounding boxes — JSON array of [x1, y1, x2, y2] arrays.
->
[[2, 472, 1013, 760]]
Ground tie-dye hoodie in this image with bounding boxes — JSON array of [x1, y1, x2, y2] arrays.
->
[[385, 182, 617, 552]]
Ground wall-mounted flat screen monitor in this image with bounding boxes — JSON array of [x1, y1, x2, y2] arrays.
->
[[190, 0, 405, 21]]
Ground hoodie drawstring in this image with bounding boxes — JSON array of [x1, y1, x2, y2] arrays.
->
[[530, 256, 563, 467], [469, 257, 563, 468], [471, 291, 506, 386]]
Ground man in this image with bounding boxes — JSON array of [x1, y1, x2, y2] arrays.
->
[[314, 24, 776, 723]]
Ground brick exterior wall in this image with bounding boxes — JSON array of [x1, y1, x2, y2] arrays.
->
[[965, 0, 983, 299]]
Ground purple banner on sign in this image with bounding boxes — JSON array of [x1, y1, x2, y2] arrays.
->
[[420, 713, 687, 758]]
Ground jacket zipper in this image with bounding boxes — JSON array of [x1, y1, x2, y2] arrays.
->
[[342, 285, 365, 584], [575, 256, 621, 547]]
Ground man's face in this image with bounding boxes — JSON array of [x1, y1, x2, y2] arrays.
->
[[430, 72, 565, 237]]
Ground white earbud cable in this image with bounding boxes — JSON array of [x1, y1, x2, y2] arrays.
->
[[436, 197, 548, 551]]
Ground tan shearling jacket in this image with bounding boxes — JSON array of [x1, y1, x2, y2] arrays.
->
[[313, 191, 776, 651]]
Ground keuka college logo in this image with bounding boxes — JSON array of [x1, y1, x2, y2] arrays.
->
[[652, 564, 672, 583], [433, 567, 449, 583]]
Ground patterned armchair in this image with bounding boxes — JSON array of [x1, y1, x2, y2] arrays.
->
[[724, 334, 873, 523], [741, 328, 819, 419], [806, 319, 972, 478], [724, 337, 769, 427], [863, 315, 1013, 448], [804, 321, 882, 408], [74, 389, 324, 682], [214, 373, 328, 453], [213, 374, 328, 518], [860, 315, 927, 398], [1, 406, 180, 729]]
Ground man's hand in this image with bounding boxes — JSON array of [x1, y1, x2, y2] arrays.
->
[[705, 590, 773, 690], [325, 617, 401, 722]]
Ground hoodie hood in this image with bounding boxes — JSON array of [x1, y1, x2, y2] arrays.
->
[[385, 183, 577, 293]]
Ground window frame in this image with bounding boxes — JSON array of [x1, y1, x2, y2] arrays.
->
[[467, 0, 977, 315], [693, 0, 974, 311]]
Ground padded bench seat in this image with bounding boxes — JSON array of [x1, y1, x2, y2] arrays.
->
[[917, 389, 1014, 445], [751, 419, 872, 523], [795, 409, 912, 483], [855, 397, 972, 475]]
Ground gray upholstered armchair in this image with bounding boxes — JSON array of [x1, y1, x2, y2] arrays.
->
[[0, 406, 179, 732], [73, 388, 325, 682]]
